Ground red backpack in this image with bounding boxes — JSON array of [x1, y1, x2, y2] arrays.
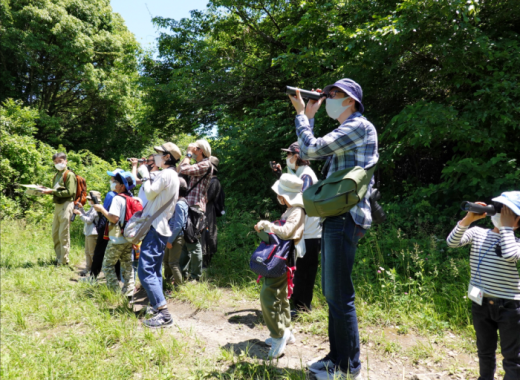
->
[[117, 193, 143, 230]]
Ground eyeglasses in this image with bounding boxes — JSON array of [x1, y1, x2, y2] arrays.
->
[[326, 90, 347, 99]]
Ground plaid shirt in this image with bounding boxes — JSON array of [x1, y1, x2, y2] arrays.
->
[[179, 158, 212, 212], [295, 112, 379, 229]]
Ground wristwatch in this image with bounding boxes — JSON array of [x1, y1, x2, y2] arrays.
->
[[186, 153, 193, 159]]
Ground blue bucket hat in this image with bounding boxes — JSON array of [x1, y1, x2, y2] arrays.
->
[[492, 191, 520, 216], [107, 168, 124, 177], [323, 78, 365, 114]]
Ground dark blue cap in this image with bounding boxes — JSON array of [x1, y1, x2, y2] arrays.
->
[[323, 78, 364, 114], [114, 171, 137, 191]]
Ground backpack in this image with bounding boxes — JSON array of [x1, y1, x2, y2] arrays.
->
[[117, 193, 144, 230], [214, 183, 225, 217], [57, 170, 87, 206], [183, 206, 206, 244]]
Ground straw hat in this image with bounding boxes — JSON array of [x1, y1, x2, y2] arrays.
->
[[271, 174, 304, 208]]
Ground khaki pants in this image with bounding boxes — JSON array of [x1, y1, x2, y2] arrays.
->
[[163, 235, 184, 286], [260, 274, 291, 339], [84, 235, 97, 272], [52, 201, 74, 265], [102, 241, 134, 297]]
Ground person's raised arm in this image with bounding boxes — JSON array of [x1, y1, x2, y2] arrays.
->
[[446, 202, 486, 248], [129, 158, 143, 185], [499, 205, 520, 263]]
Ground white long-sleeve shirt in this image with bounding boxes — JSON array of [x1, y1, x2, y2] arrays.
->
[[142, 168, 179, 237], [447, 224, 520, 300]]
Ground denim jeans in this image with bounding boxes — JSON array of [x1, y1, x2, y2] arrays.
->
[[138, 227, 169, 309], [322, 212, 366, 375], [472, 298, 520, 380]]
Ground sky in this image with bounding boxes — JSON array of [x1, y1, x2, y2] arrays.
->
[[110, 0, 210, 51]]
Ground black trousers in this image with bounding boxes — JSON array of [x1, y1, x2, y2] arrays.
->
[[472, 297, 520, 380], [291, 238, 321, 311], [90, 234, 120, 280]]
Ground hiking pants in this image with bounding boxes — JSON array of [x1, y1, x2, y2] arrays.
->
[[260, 274, 291, 339], [102, 241, 134, 297], [52, 201, 74, 265], [163, 235, 184, 286], [84, 235, 97, 272], [179, 240, 203, 281], [291, 238, 321, 311], [472, 298, 520, 380]]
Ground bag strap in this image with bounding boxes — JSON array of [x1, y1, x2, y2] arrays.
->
[[185, 165, 212, 196], [116, 194, 127, 229]]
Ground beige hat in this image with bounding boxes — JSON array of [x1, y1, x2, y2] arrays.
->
[[271, 174, 304, 208], [154, 142, 182, 160], [193, 139, 211, 158], [86, 190, 102, 201]]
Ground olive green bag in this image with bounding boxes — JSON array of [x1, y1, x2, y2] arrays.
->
[[302, 165, 376, 218]]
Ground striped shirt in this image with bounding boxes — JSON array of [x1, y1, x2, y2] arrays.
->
[[446, 224, 520, 300], [295, 112, 379, 229]]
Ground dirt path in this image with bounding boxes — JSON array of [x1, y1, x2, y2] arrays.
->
[[129, 286, 480, 380]]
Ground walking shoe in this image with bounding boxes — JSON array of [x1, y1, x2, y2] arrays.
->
[[267, 329, 291, 359], [307, 354, 335, 374], [143, 312, 173, 329], [314, 367, 364, 380], [145, 305, 159, 317], [265, 331, 296, 346]]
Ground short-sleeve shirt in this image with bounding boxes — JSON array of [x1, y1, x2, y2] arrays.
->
[[108, 195, 127, 244]]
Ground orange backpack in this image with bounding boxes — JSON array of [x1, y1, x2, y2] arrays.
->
[[62, 170, 87, 206]]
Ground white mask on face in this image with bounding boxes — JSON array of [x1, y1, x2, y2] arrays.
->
[[154, 154, 164, 168], [55, 163, 66, 171], [491, 213, 502, 229], [110, 182, 117, 191], [326, 97, 352, 120], [286, 157, 296, 171]]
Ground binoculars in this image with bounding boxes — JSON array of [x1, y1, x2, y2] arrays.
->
[[126, 158, 145, 163], [286, 86, 326, 101], [460, 201, 503, 216]]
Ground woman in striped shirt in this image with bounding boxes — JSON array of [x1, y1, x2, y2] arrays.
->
[[446, 191, 520, 380]]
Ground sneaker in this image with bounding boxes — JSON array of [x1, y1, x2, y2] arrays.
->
[[143, 312, 173, 329], [314, 367, 364, 380], [267, 329, 291, 359], [307, 354, 335, 374], [79, 275, 97, 284], [145, 305, 159, 317], [265, 331, 296, 346]]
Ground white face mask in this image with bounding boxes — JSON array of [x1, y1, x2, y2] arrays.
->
[[326, 97, 351, 120], [491, 213, 502, 229], [110, 182, 117, 191], [154, 154, 164, 168], [286, 157, 296, 171], [55, 163, 66, 171]]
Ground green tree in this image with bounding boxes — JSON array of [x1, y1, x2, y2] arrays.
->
[[0, 0, 149, 159]]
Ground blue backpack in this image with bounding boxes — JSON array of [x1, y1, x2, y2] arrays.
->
[[249, 221, 294, 279]]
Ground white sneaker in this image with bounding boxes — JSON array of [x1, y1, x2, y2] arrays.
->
[[267, 329, 291, 359], [307, 355, 335, 374], [314, 367, 364, 380], [265, 331, 296, 346]]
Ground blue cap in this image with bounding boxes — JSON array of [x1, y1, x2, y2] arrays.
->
[[114, 171, 137, 191], [492, 191, 520, 216], [323, 78, 364, 114], [107, 168, 124, 177]]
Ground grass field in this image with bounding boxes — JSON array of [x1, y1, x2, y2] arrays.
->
[[0, 207, 481, 379]]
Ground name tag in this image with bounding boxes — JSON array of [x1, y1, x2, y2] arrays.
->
[[468, 283, 483, 305]]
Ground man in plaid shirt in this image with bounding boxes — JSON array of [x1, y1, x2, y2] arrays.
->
[[178, 139, 213, 281], [289, 79, 378, 380]]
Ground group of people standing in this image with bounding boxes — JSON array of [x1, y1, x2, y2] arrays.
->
[[42, 76, 520, 380], [45, 140, 223, 329]]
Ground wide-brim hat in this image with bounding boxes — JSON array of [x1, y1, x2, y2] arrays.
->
[[86, 190, 102, 201], [492, 191, 520, 216], [115, 171, 137, 191], [281, 142, 300, 154], [154, 142, 182, 160], [323, 78, 364, 114], [271, 173, 304, 208]]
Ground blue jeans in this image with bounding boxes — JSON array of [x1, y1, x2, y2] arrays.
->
[[322, 212, 366, 374], [138, 227, 169, 309], [472, 298, 520, 380]]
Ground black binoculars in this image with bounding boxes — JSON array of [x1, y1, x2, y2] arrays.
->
[[286, 86, 326, 101], [460, 201, 503, 216], [126, 158, 145, 163]]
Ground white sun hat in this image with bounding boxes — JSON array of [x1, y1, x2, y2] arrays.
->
[[271, 173, 304, 208], [492, 191, 520, 216]]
